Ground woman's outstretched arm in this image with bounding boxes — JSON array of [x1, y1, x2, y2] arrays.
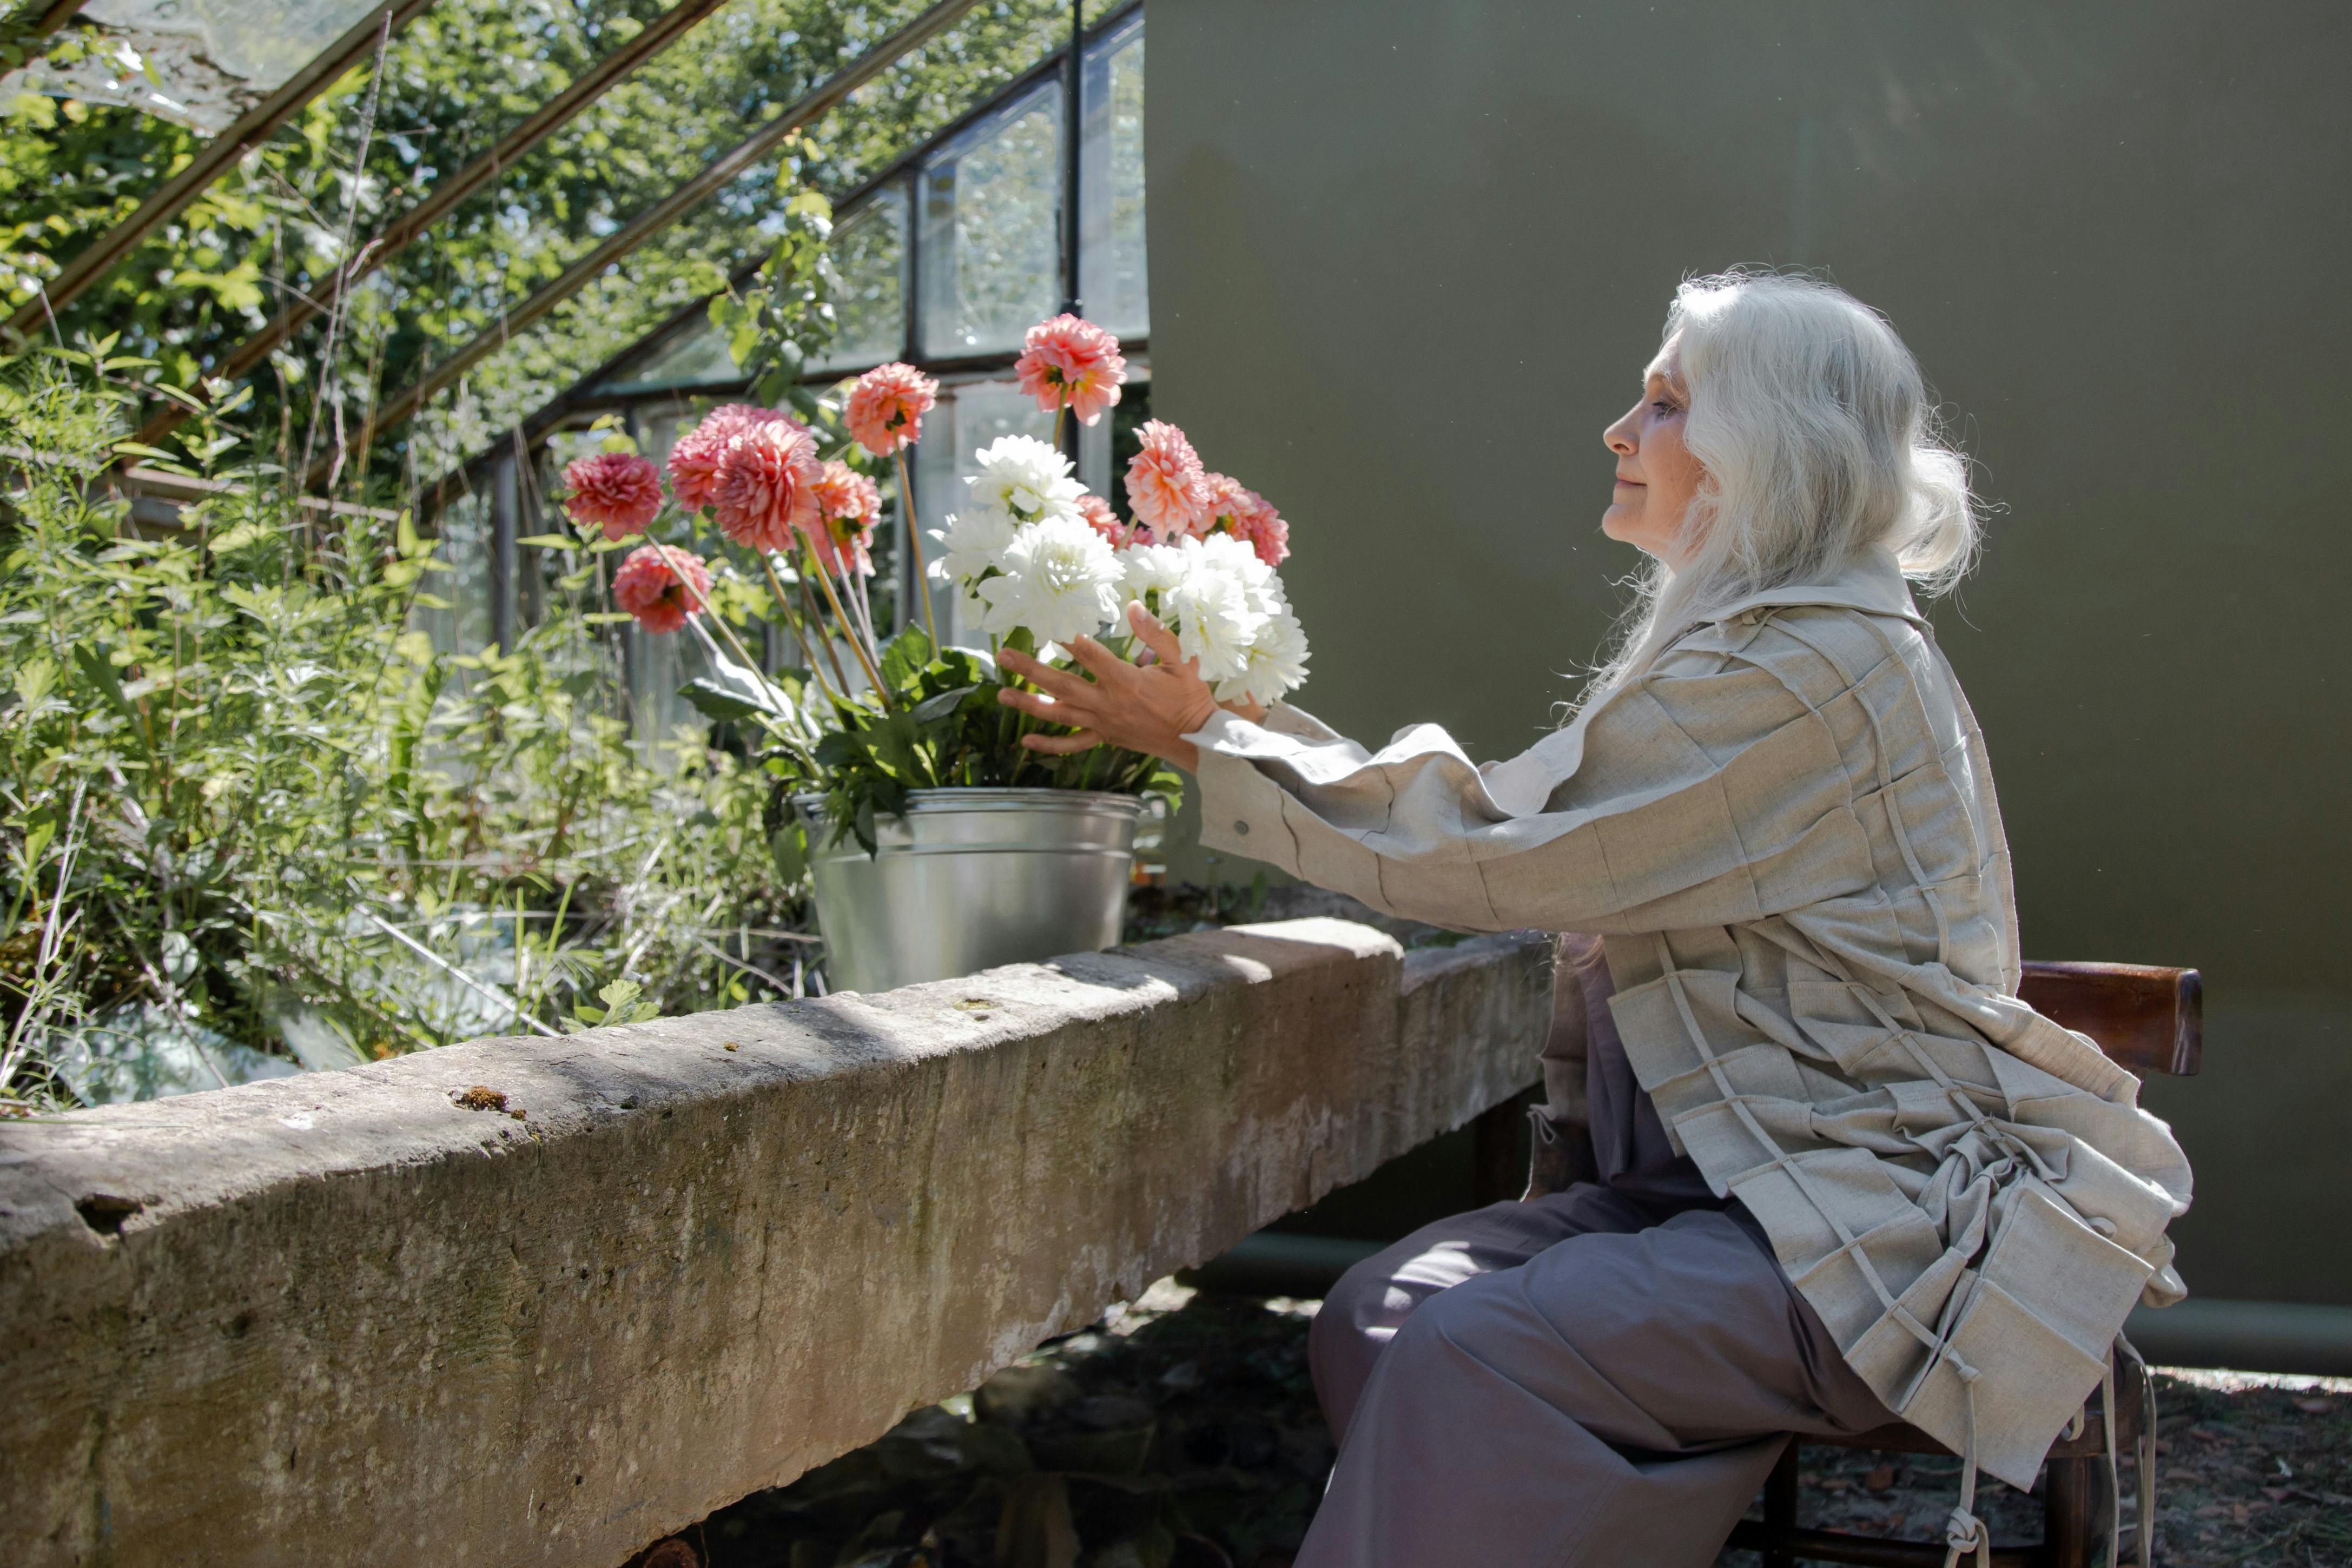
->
[[999, 605, 1859, 935]]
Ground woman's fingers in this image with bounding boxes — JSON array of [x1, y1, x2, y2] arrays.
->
[[1063, 634, 1135, 684], [997, 684, 1087, 723], [1125, 602, 1187, 668], [996, 647, 1092, 702], [1020, 728, 1102, 755]]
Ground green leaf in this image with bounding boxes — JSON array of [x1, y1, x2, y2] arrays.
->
[[814, 730, 868, 771], [13, 656, 56, 706], [679, 677, 764, 724], [516, 533, 576, 551], [208, 519, 272, 553], [877, 624, 932, 692], [73, 644, 139, 729], [769, 823, 806, 884], [910, 684, 975, 724]]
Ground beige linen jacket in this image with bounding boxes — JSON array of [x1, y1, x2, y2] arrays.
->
[[1188, 547, 2192, 1491]]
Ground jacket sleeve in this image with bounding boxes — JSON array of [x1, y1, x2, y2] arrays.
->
[[1186, 645, 1869, 934]]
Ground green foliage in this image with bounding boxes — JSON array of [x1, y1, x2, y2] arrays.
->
[[3, 0, 1124, 491], [0, 355, 804, 1110], [709, 180, 841, 414], [781, 625, 1182, 856]]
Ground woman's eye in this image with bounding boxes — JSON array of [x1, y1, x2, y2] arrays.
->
[[1651, 400, 1680, 418]]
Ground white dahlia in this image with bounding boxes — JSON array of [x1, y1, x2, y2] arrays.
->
[[1213, 607, 1311, 707], [964, 434, 1086, 525], [975, 514, 1126, 649]]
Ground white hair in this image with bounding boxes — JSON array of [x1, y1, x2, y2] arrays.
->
[[1581, 270, 1981, 705]]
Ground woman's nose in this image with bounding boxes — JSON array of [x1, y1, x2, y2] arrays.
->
[[1603, 413, 1635, 455]]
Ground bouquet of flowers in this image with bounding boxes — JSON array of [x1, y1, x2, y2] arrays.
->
[[557, 312, 1310, 855]]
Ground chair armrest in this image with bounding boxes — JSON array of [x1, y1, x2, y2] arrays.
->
[[2019, 961, 2203, 1076]]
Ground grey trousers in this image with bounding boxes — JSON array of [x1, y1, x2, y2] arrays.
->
[[1299, 1184, 1897, 1567]]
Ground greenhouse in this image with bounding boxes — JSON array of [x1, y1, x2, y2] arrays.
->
[[5, 4, 2350, 1567]]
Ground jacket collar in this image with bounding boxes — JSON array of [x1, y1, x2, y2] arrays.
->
[[1704, 544, 1926, 627]]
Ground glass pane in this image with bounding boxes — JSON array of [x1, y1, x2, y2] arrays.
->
[[814, 184, 908, 375], [623, 617, 716, 766], [916, 84, 1064, 359], [911, 378, 1055, 646], [1080, 18, 1148, 341], [592, 321, 741, 398], [8, 0, 386, 134], [415, 494, 493, 658]]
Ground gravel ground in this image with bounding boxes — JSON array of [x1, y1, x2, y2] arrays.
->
[[1717, 1365, 2352, 1567], [644, 1283, 2350, 1568]]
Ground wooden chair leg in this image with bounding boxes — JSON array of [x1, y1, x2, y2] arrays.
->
[[2043, 1455, 2094, 1568], [1470, 1089, 1535, 1205], [1762, 1438, 1800, 1568]]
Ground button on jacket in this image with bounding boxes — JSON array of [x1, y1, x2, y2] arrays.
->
[[1186, 546, 2191, 1488]]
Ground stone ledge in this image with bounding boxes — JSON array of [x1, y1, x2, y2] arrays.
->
[[0, 917, 1552, 1568]]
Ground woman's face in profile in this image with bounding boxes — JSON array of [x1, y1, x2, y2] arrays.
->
[[1601, 340, 1703, 567]]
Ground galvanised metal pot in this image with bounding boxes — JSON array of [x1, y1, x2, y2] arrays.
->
[[794, 788, 1146, 994]]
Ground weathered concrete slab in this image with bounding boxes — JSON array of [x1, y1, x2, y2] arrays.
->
[[0, 918, 1551, 1567]]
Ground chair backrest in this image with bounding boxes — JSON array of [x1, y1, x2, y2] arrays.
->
[[2018, 961, 2202, 1077]]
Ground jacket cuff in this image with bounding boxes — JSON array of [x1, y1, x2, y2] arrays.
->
[[1187, 712, 1303, 871]]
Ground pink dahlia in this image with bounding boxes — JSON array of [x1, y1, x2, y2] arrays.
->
[[810, 459, 881, 528], [668, 403, 795, 512], [711, 420, 822, 554], [844, 362, 939, 457], [561, 451, 663, 540], [610, 545, 712, 636], [1124, 419, 1212, 540], [1075, 491, 1127, 548], [1014, 313, 1126, 426], [808, 459, 882, 577], [1203, 473, 1290, 566]]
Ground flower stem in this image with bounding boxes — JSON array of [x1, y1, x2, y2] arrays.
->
[[645, 538, 765, 680], [760, 553, 842, 706], [803, 541, 892, 703], [893, 447, 937, 649], [791, 566, 856, 699]]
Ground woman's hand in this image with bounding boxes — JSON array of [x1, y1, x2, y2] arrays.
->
[[996, 603, 1264, 771]]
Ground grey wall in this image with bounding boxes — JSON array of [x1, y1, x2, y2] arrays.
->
[[1146, 1, 2352, 1305]]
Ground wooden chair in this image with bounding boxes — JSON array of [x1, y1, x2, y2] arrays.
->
[[1720, 960, 2204, 1568], [1479, 959, 2201, 1566]]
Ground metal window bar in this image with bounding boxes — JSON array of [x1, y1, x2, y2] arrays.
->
[[131, 0, 740, 454], [2, 0, 440, 343], [413, 0, 1144, 523], [321, 0, 991, 487], [423, 0, 1146, 712]]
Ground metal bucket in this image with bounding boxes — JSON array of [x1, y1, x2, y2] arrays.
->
[[795, 788, 1146, 994]]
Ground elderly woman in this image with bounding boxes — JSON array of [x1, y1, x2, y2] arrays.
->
[[998, 273, 2191, 1568]]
